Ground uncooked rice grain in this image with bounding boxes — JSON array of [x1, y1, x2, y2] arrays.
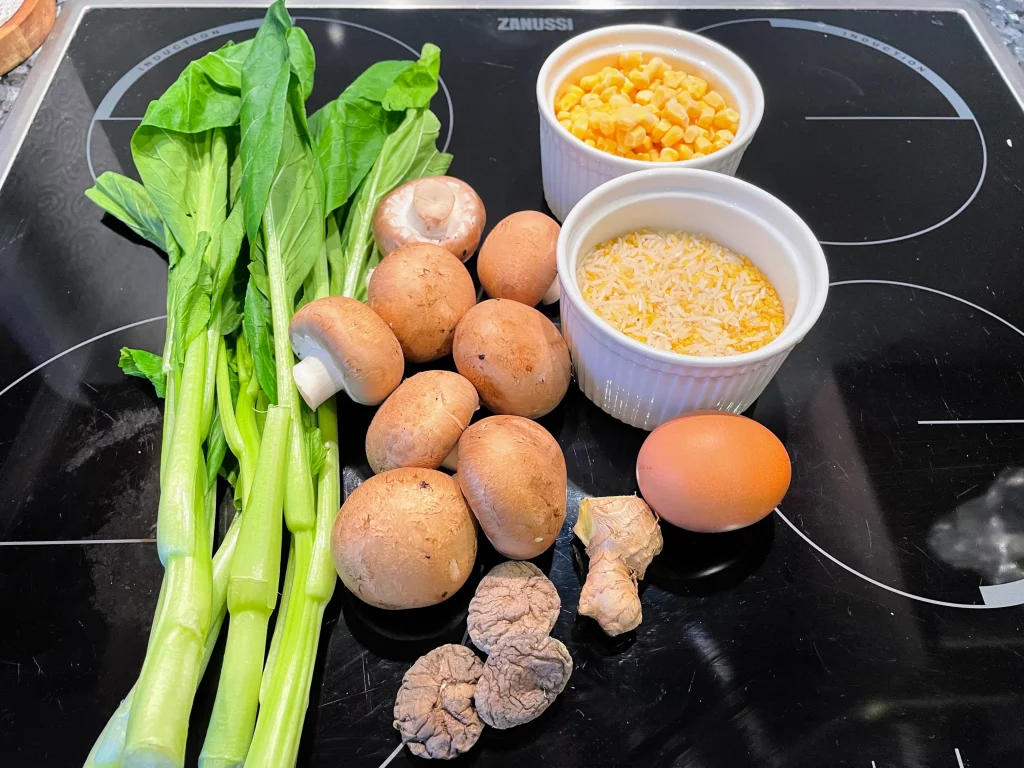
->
[[576, 230, 786, 356]]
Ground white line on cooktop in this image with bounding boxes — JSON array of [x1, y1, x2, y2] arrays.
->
[[918, 419, 1024, 425], [805, 116, 974, 121], [378, 743, 404, 768], [956, 747, 966, 768], [0, 538, 155, 546]]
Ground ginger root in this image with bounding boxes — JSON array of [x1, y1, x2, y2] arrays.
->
[[574, 495, 663, 636]]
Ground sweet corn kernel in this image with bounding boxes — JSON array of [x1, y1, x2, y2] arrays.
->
[[637, 108, 658, 131], [662, 69, 686, 88], [645, 57, 666, 78], [685, 75, 708, 99], [703, 90, 725, 110], [618, 50, 643, 69], [559, 92, 581, 111], [683, 98, 703, 121], [558, 55, 739, 162], [652, 85, 675, 108], [664, 98, 690, 127], [634, 89, 654, 106], [623, 124, 647, 148], [628, 68, 651, 90], [661, 124, 685, 147], [697, 104, 716, 129]]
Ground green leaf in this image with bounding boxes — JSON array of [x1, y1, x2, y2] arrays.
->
[[202, 40, 252, 91], [309, 95, 401, 215], [382, 43, 441, 112], [264, 79, 324, 299], [287, 27, 315, 102], [118, 348, 166, 398], [138, 61, 242, 135], [206, 411, 229, 489], [243, 280, 277, 404], [239, 0, 294, 242], [325, 210, 345, 296], [341, 60, 413, 103], [211, 204, 247, 307], [86, 172, 174, 254], [168, 231, 214, 367], [131, 127, 230, 255], [306, 427, 327, 477], [339, 108, 442, 296]]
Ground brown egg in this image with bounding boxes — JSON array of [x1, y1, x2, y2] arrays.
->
[[636, 412, 791, 532]]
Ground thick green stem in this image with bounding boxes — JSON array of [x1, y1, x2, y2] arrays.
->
[[159, 375, 177, 486], [157, 334, 208, 564], [200, 328, 220, 439], [263, 218, 317, 536], [201, 406, 290, 768]]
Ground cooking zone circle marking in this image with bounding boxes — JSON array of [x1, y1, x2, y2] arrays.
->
[[695, 18, 987, 248], [777, 279, 1024, 609], [86, 17, 455, 181]]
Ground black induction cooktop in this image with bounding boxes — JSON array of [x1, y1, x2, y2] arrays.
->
[[3, 3, 1024, 767]]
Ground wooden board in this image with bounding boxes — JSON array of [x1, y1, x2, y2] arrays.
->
[[0, 0, 55, 76]]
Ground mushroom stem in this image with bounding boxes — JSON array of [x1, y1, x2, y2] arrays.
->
[[412, 178, 456, 238], [441, 444, 459, 471], [292, 355, 346, 411], [541, 278, 561, 305]]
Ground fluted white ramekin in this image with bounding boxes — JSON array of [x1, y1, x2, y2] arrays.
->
[[538, 24, 764, 222], [558, 168, 829, 431]]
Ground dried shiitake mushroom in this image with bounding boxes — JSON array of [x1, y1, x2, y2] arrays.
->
[[474, 633, 573, 729], [467, 561, 560, 654], [393, 644, 485, 760]]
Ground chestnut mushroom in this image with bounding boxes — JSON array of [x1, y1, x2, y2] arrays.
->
[[373, 176, 486, 262], [331, 468, 477, 609], [477, 211, 561, 306], [457, 415, 567, 560], [452, 299, 571, 420], [289, 296, 404, 410], [393, 644, 485, 760], [474, 633, 573, 729], [368, 243, 477, 364], [365, 370, 479, 474], [467, 561, 561, 654]]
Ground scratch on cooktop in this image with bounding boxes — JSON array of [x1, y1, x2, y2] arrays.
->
[[865, 520, 872, 552], [811, 641, 833, 676], [481, 60, 514, 69]]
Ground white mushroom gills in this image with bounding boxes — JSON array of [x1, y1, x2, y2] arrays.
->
[[291, 332, 348, 410]]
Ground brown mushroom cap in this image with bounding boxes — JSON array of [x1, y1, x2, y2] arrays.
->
[[477, 211, 561, 306], [365, 370, 479, 475], [368, 243, 477, 364], [331, 468, 478, 609], [452, 299, 571, 419], [289, 296, 404, 409], [474, 633, 573, 729], [467, 561, 561, 654], [393, 644, 485, 760], [373, 176, 486, 263], [457, 415, 567, 559]]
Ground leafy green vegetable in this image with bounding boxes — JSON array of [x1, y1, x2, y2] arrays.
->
[[287, 26, 315, 101], [85, 173, 173, 254], [382, 43, 441, 111], [118, 348, 166, 397], [239, 0, 293, 242], [167, 232, 214, 369], [138, 57, 244, 135], [339, 108, 446, 296], [342, 59, 411, 103], [243, 280, 277, 404]]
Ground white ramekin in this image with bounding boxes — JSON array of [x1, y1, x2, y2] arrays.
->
[[558, 168, 829, 431], [537, 24, 765, 222]]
